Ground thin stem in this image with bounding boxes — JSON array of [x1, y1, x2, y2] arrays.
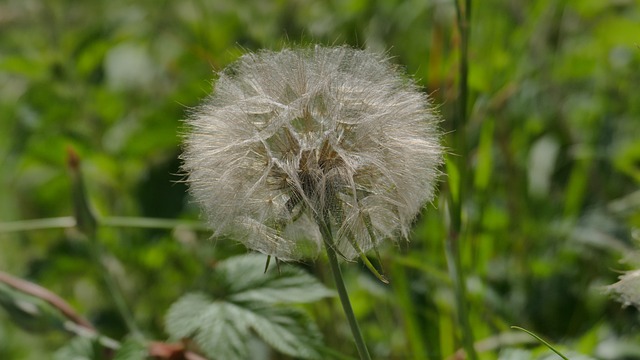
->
[[101, 216, 209, 231], [67, 148, 143, 341], [511, 326, 569, 360], [444, 230, 477, 360], [0, 217, 76, 233], [316, 215, 371, 360], [455, 0, 471, 131], [87, 236, 144, 340], [0, 216, 209, 233], [445, 0, 477, 359]]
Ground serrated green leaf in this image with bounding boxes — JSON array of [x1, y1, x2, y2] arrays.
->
[[195, 302, 250, 359], [166, 293, 249, 360], [165, 254, 329, 360], [164, 292, 212, 339], [243, 305, 323, 359], [53, 336, 104, 360], [113, 338, 147, 360], [219, 254, 334, 303], [166, 292, 323, 360]]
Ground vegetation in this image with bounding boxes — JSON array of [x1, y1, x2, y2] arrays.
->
[[1, 0, 639, 359]]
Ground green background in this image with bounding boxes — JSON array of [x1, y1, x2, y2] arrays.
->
[[1, 0, 639, 358]]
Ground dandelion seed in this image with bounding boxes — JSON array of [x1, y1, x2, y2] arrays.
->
[[182, 46, 443, 261]]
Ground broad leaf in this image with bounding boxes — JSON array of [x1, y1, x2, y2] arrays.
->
[[165, 254, 330, 359], [53, 336, 104, 360], [218, 253, 334, 303], [113, 338, 147, 360], [166, 293, 249, 360], [242, 304, 323, 359]]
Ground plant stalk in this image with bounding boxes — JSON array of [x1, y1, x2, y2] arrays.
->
[[68, 148, 143, 341], [444, 230, 476, 360], [316, 215, 371, 360], [87, 237, 144, 340], [445, 0, 478, 359]]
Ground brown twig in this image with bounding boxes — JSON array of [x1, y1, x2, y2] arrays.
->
[[0, 271, 95, 331], [148, 341, 209, 360]]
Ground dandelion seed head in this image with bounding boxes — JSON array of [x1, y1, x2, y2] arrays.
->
[[182, 46, 443, 260]]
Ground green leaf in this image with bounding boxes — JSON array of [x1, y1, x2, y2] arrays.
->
[[164, 292, 211, 340], [165, 254, 330, 359], [474, 117, 494, 191], [0, 281, 66, 333], [166, 292, 324, 360], [113, 338, 147, 360], [53, 336, 104, 360], [165, 293, 249, 360], [243, 305, 323, 359], [220, 254, 334, 304], [67, 148, 98, 238], [444, 154, 460, 203]]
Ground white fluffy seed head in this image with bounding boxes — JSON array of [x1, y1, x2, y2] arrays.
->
[[182, 46, 443, 260]]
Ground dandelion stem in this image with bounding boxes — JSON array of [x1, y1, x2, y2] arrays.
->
[[316, 215, 371, 360]]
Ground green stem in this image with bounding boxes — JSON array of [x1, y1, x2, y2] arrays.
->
[[67, 148, 143, 341], [511, 326, 569, 360], [101, 216, 209, 231], [316, 215, 371, 360], [87, 236, 144, 340], [0, 216, 209, 233], [444, 230, 477, 360], [445, 1, 477, 359], [0, 217, 76, 233], [455, 0, 471, 128]]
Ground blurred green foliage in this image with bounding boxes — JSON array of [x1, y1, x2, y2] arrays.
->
[[0, 0, 639, 359]]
